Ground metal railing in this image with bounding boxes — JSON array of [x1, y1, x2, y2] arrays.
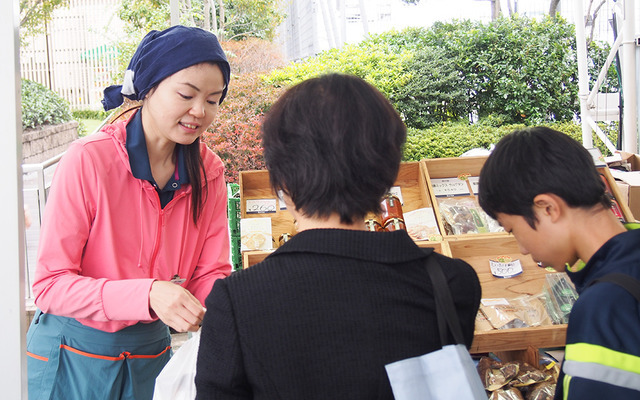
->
[[22, 115, 110, 300]]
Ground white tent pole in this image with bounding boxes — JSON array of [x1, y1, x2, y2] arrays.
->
[[574, 0, 594, 148], [0, 0, 28, 397], [622, 0, 638, 153], [171, 0, 180, 26]]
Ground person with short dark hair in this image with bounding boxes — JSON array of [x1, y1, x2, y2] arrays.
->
[[195, 73, 481, 399], [478, 126, 640, 400]]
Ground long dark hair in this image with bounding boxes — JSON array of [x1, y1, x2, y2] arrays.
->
[[186, 138, 207, 225]]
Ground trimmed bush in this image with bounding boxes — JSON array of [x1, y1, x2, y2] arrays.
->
[[21, 79, 73, 130], [403, 121, 619, 161]]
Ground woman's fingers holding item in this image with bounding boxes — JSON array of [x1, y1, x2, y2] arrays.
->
[[149, 281, 205, 332]]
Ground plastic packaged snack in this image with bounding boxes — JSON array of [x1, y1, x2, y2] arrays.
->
[[480, 295, 552, 330], [489, 388, 525, 400], [437, 196, 504, 235], [542, 273, 578, 324], [477, 357, 520, 391], [524, 382, 556, 400]]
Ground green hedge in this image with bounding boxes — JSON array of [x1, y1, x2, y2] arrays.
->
[[266, 16, 617, 130], [403, 121, 619, 161], [21, 79, 73, 130], [72, 109, 110, 120]]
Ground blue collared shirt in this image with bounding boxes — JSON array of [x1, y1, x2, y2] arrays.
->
[[126, 110, 189, 208]]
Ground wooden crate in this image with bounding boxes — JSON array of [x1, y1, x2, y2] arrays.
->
[[447, 235, 568, 356], [238, 158, 634, 364], [243, 241, 448, 269], [422, 156, 507, 239], [238, 161, 442, 268], [598, 166, 636, 223]]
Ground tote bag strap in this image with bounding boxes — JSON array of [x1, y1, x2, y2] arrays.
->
[[587, 273, 640, 303], [425, 256, 465, 346]]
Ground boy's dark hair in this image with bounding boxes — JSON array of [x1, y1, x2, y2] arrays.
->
[[261, 73, 407, 224], [478, 126, 610, 228]]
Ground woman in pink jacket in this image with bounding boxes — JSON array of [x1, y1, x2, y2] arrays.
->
[[26, 25, 232, 400]]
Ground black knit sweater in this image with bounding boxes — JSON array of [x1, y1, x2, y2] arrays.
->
[[195, 229, 481, 400]]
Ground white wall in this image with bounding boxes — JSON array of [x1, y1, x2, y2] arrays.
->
[[1, 0, 28, 396]]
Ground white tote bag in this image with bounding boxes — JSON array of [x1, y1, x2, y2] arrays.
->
[[153, 330, 201, 400], [385, 257, 486, 400]]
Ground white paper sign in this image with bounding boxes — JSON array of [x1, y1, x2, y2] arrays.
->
[[468, 176, 480, 195], [240, 217, 273, 251], [489, 259, 523, 279], [277, 190, 287, 210], [430, 178, 470, 197], [246, 198, 277, 214], [388, 186, 404, 205]]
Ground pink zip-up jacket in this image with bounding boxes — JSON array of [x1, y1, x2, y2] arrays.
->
[[33, 114, 232, 332]]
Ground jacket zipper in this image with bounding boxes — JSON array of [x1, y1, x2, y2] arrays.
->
[[148, 191, 188, 276]]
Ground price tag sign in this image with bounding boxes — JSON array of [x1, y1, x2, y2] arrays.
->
[[246, 199, 277, 214], [277, 190, 287, 210], [468, 176, 480, 195], [388, 186, 404, 205], [430, 178, 470, 197], [489, 259, 523, 279]]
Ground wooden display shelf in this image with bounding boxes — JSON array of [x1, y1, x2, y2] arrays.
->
[[447, 235, 554, 298], [598, 166, 636, 222], [237, 158, 636, 363], [238, 162, 442, 269], [422, 156, 509, 239], [471, 325, 567, 354], [242, 240, 448, 269], [448, 234, 569, 362]]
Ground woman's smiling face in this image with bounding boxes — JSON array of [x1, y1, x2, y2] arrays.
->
[[142, 62, 226, 146]]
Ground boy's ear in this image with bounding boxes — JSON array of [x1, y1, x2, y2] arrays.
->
[[533, 193, 564, 222]]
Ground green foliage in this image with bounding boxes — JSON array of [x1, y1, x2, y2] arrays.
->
[[465, 16, 579, 123], [264, 41, 412, 99], [394, 46, 470, 128], [71, 109, 110, 121], [588, 40, 620, 93], [222, 0, 285, 41], [21, 79, 73, 130], [403, 121, 619, 161], [267, 16, 606, 128], [202, 73, 285, 183], [20, 0, 68, 42]]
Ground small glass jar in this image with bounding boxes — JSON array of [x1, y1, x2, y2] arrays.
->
[[384, 217, 406, 232], [380, 194, 404, 226], [279, 233, 292, 247], [364, 218, 383, 232]]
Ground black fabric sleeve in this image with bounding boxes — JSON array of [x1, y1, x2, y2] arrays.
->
[[195, 278, 251, 400]]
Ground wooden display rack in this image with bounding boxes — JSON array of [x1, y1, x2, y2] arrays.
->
[[237, 157, 635, 366], [239, 162, 444, 267]]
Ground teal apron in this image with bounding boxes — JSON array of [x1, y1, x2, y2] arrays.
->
[[27, 310, 171, 400]]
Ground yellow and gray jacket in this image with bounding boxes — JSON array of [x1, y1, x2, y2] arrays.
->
[[557, 226, 640, 400]]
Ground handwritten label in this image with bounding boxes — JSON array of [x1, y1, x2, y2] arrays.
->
[[388, 186, 404, 205], [430, 178, 471, 197], [489, 259, 523, 279], [468, 176, 480, 195], [246, 199, 277, 214], [277, 190, 287, 210]]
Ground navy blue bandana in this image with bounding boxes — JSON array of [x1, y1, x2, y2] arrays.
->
[[102, 25, 231, 111]]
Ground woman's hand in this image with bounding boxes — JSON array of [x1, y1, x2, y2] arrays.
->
[[149, 281, 206, 332]]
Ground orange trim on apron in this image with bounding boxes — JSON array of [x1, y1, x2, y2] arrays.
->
[[124, 346, 171, 359], [58, 344, 171, 361], [60, 344, 126, 361], [27, 351, 49, 362]]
